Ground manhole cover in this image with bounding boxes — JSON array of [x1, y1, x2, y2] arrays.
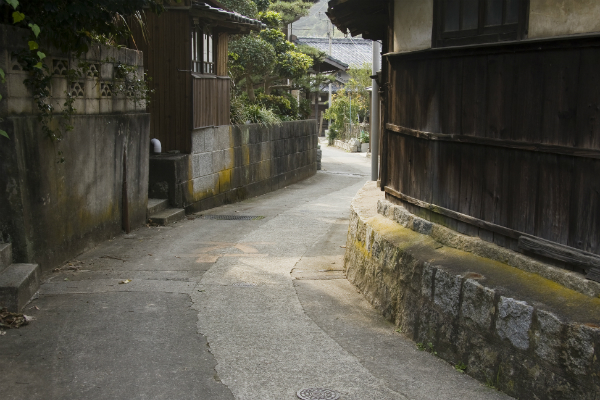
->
[[200, 215, 265, 221], [232, 282, 257, 287], [297, 388, 340, 400]]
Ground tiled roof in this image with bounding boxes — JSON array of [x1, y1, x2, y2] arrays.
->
[[295, 37, 377, 67], [192, 1, 266, 30]]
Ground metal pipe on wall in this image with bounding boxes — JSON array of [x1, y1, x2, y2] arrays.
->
[[370, 41, 381, 181]]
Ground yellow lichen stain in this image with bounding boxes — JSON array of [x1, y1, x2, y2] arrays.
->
[[226, 148, 235, 170], [354, 239, 371, 259], [436, 244, 600, 311], [242, 145, 250, 166], [366, 215, 432, 250], [218, 169, 231, 193], [361, 213, 600, 320], [187, 176, 194, 199]]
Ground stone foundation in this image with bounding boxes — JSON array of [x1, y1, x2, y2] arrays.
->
[[345, 182, 600, 399]]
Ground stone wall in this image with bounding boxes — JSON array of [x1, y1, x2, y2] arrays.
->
[[345, 182, 600, 399], [149, 120, 318, 212]]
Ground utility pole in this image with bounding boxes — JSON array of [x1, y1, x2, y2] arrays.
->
[[349, 91, 352, 137], [328, 20, 332, 134], [371, 41, 380, 182]]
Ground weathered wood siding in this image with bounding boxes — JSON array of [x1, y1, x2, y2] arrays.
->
[[132, 10, 192, 153], [193, 76, 230, 128], [216, 32, 229, 76], [382, 36, 600, 259]]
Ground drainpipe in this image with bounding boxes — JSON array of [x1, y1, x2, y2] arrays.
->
[[150, 138, 161, 154], [370, 41, 380, 182]]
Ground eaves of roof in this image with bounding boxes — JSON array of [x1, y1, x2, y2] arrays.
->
[[190, 1, 266, 31], [326, 0, 388, 40], [295, 37, 375, 67]]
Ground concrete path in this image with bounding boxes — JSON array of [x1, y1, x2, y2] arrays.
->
[[0, 140, 510, 400]]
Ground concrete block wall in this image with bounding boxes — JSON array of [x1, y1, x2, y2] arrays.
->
[[344, 183, 600, 400], [149, 120, 318, 212], [0, 24, 145, 117]]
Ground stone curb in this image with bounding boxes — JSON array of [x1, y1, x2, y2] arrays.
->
[[377, 199, 600, 298], [344, 183, 600, 399]]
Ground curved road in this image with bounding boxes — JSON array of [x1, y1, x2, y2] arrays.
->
[[0, 141, 510, 400]]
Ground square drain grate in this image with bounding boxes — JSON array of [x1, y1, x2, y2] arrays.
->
[[200, 215, 265, 221]]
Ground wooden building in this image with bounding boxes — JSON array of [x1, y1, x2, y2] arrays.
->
[[327, 0, 600, 280], [131, 0, 264, 153]]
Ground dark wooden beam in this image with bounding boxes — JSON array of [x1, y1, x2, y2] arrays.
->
[[384, 186, 521, 239], [518, 236, 600, 274], [386, 123, 600, 160], [384, 186, 600, 282]]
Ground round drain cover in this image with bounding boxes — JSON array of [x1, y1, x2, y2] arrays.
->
[[297, 388, 340, 400]]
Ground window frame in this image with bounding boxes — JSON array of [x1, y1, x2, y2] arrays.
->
[[432, 0, 530, 48], [191, 22, 215, 75]]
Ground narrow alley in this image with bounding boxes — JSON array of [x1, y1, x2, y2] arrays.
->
[[0, 142, 509, 400]]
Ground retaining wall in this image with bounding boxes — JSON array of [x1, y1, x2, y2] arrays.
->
[[148, 120, 318, 212], [0, 114, 149, 272], [345, 182, 600, 399], [0, 25, 150, 272]]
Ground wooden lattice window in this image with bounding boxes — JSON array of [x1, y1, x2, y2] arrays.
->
[[191, 25, 214, 74], [433, 0, 529, 47]]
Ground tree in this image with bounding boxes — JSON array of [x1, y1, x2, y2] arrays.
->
[[268, 1, 312, 25], [219, 0, 258, 18], [323, 64, 372, 138], [229, 35, 276, 102], [0, 0, 165, 55], [258, 27, 312, 93]]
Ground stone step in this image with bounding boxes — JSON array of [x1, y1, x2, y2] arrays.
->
[[147, 198, 169, 216], [148, 208, 185, 226], [0, 263, 41, 312], [0, 243, 12, 273]]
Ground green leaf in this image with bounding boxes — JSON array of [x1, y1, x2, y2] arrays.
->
[[28, 23, 40, 38], [33, 62, 43, 69], [0, 94, 3, 101], [6, 0, 19, 9], [28, 41, 38, 51], [37, 51, 46, 60], [0, 130, 9, 139], [0, 68, 5, 83], [12, 11, 25, 24]]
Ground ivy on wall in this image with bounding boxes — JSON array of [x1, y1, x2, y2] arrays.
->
[[0, 0, 166, 156]]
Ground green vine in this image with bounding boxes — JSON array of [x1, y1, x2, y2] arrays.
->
[[0, 0, 44, 140], [112, 60, 153, 107], [0, 0, 154, 157]]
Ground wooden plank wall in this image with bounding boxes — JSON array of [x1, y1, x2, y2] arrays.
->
[[216, 32, 229, 76], [131, 10, 192, 153], [193, 77, 230, 128], [383, 37, 600, 257]]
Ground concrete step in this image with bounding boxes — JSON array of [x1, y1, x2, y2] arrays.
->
[[0, 263, 41, 312], [147, 198, 169, 216], [148, 208, 185, 226], [0, 243, 12, 273]]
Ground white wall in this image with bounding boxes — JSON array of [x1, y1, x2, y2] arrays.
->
[[529, 0, 600, 38], [393, 0, 433, 53]]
